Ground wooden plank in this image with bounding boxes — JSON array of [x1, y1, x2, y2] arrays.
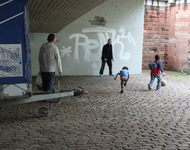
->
[[35, 0, 69, 32], [32, 0, 48, 21], [29, 0, 42, 20], [27, 0, 33, 10], [32, 0, 56, 32], [55, 0, 106, 31], [45, 0, 81, 30], [54, 0, 106, 32], [35, 0, 68, 32], [48, 0, 90, 31], [31, 0, 48, 32], [29, 0, 106, 32]]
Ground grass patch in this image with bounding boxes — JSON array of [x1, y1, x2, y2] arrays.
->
[[146, 70, 151, 74], [143, 70, 190, 83], [166, 72, 184, 77], [165, 71, 190, 82], [145, 71, 185, 77]]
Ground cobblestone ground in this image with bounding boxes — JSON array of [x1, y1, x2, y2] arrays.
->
[[0, 71, 190, 150]]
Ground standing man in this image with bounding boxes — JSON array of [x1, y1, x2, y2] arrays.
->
[[39, 34, 62, 92], [99, 39, 114, 77]]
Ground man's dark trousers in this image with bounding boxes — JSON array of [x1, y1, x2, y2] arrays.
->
[[99, 59, 112, 75], [41, 72, 55, 91]]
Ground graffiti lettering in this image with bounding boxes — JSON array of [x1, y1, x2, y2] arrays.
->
[[60, 27, 136, 68]]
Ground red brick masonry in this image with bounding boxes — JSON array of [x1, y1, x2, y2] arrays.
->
[[142, 4, 190, 71]]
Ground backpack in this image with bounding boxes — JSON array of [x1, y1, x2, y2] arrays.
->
[[149, 61, 158, 70]]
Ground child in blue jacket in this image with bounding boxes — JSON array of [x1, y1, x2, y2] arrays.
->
[[114, 66, 130, 93]]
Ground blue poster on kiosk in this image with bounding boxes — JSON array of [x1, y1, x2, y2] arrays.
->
[[0, 0, 31, 84]]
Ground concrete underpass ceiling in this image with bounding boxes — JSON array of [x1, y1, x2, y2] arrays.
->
[[28, 0, 107, 33]]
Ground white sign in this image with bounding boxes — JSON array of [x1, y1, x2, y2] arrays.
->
[[0, 44, 23, 77]]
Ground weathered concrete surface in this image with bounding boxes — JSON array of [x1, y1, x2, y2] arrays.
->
[[0, 71, 190, 150]]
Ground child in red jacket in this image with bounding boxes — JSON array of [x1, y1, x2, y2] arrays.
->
[[148, 55, 165, 91]]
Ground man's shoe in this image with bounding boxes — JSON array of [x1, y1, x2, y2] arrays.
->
[[120, 90, 124, 93], [148, 84, 151, 90], [100, 74, 103, 77], [110, 73, 114, 76], [156, 88, 160, 91]]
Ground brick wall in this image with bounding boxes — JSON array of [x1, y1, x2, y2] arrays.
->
[[143, 6, 169, 70], [142, 4, 190, 71], [168, 4, 190, 71]]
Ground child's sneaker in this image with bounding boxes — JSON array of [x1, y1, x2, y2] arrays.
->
[[110, 73, 114, 76], [156, 88, 160, 91], [148, 84, 151, 90], [100, 74, 103, 77], [120, 90, 124, 93]]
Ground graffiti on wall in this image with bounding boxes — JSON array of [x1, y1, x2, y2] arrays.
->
[[0, 44, 23, 77], [60, 26, 136, 68], [169, 37, 176, 43], [89, 16, 107, 27], [60, 46, 72, 58]]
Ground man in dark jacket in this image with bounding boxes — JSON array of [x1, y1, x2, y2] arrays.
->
[[99, 39, 114, 77]]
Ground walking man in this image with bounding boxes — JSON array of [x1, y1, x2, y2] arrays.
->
[[39, 34, 62, 91], [99, 39, 114, 77]]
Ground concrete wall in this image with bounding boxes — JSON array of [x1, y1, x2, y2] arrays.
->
[[30, 0, 144, 75]]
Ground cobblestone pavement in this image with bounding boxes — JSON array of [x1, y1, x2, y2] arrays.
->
[[0, 71, 190, 150]]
